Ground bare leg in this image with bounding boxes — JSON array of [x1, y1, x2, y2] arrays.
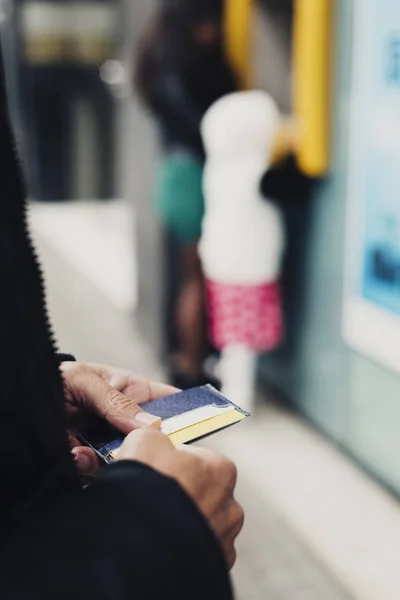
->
[[173, 243, 205, 379]]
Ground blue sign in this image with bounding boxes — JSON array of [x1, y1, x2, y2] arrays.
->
[[356, 0, 400, 316]]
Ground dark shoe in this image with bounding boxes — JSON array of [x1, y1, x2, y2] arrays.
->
[[169, 370, 221, 391]]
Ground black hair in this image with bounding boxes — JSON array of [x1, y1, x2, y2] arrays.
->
[[135, 0, 225, 104], [163, 0, 224, 20]]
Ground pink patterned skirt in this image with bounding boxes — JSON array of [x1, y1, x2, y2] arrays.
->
[[206, 279, 283, 352]]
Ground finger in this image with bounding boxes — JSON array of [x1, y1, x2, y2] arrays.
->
[[116, 428, 174, 465], [217, 502, 244, 570], [71, 446, 100, 476], [224, 546, 237, 570], [147, 380, 180, 401], [82, 363, 179, 404], [112, 378, 179, 407], [220, 500, 245, 543], [175, 444, 219, 458], [100, 385, 162, 433], [66, 366, 161, 434], [210, 498, 244, 554], [177, 445, 237, 489]]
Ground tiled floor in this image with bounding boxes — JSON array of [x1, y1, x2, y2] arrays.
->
[[33, 226, 353, 600]]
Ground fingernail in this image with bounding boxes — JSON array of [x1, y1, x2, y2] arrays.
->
[[132, 412, 161, 429], [72, 450, 91, 471]]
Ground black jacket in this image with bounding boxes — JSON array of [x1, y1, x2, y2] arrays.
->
[[0, 50, 232, 600], [141, 42, 237, 159]]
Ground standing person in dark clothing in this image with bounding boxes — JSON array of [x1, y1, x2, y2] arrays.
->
[[135, 0, 238, 389], [0, 44, 243, 598], [16, 0, 118, 201]]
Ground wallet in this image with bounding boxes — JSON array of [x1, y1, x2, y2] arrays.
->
[[76, 385, 250, 464]]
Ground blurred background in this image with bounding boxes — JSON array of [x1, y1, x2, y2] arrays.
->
[[2, 0, 400, 598]]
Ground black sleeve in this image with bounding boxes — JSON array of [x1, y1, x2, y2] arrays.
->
[[260, 154, 316, 207], [0, 47, 232, 600], [56, 353, 76, 364], [4, 461, 233, 600]]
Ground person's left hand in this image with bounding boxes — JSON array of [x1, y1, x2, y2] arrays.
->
[[61, 361, 178, 477]]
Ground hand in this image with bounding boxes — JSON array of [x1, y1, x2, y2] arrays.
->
[[117, 428, 244, 569], [61, 362, 178, 476]]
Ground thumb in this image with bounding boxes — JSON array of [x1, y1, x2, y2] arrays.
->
[[101, 385, 161, 433], [68, 367, 161, 434]]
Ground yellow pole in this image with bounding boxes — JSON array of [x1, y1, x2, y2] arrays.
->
[[224, 0, 253, 89], [293, 0, 334, 176]]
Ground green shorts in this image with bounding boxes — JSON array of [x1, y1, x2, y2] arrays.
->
[[155, 153, 205, 243]]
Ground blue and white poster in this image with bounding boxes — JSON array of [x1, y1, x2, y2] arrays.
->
[[344, 0, 400, 372]]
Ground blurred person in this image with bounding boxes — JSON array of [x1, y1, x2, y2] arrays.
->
[[260, 154, 315, 364], [16, 0, 118, 201], [0, 47, 243, 598], [135, 0, 238, 389]]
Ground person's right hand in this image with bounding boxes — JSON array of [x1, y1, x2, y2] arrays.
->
[[116, 428, 244, 569]]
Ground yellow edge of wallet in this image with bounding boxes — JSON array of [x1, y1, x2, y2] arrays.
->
[[109, 410, 246, 458], [168, 410, 246, 446]]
